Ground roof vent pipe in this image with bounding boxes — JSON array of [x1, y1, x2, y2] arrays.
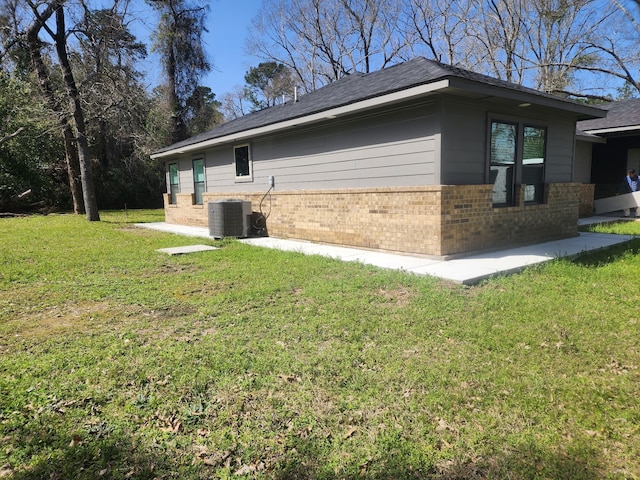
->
[[294, 86, 298, 103]]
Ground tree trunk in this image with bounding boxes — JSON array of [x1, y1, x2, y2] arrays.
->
[[166, 40, 187, 143], [25, 2, 84, 214], [62, 129, 84, 214], [54, 5, 100, 221]]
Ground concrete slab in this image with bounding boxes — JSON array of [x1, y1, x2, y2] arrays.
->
[[136, 222, 636, 284], [157, 244, 218, 255]]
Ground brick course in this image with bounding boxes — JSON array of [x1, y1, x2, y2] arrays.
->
[[164, 184, 580, 257]]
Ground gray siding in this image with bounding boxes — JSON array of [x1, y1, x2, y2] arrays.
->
[[196, 100, 439, 193], [439, 98, 487, 184], [439, 97, 577, 185], [167, 157, 196, 194], [169, 95, 579, 194], [573, 141, 593, 183], [544, 115, 576, 182]]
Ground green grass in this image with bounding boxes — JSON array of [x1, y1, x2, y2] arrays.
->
[[1, 211, 639, 479]]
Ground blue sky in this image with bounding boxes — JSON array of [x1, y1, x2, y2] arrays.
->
[[204, 0, 264, 95], [134, 0, 264, 97]]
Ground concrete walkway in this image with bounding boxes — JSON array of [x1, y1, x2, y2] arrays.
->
[[136, 217, 636, 285]]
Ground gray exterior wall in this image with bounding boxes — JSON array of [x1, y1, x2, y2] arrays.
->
[[166, 95, 580, 196], [439, 97, 487, 184], [438, 97, 577, 185], [165, 158, 196, 196], [168, 99, 439, 194], [573, 140, 593, 184]]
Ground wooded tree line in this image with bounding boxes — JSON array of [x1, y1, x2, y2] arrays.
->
[[243, 0, 640, 102], [1, 0, 639, 217], [0, 0, 217, 217]]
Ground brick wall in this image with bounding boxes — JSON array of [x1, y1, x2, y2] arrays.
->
[[164, 184, 580, 257], [578, 184, 595, 217]]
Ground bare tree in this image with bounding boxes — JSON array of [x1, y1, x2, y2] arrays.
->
[[573, 0, 640, 96], [474, 0, 528, 84], [247, 0, 408, 92], [220, 86, 250, 121], [405, 0, 471, 66], [522, 0, 612, 95]]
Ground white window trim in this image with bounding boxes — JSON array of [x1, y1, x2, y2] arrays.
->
[[233, 143, 253, 183]]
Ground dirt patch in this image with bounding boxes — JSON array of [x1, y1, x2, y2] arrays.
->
[[376, 287, 414, 307]]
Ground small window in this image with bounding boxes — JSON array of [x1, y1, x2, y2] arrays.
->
[[490, 121, 517, 206], [169, 163, 179, 204], [522, 126, 546, 203], [193, 158, 205, 205], [234, 144, 252, 181]]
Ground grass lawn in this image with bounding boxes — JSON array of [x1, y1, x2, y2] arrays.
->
[[1, 211, 639, 479]]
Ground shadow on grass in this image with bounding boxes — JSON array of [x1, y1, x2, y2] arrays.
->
[[268, 436, 605, 480], [572, 237, 640, 268], [5, 425, 608, 480], [7, 427, 172, 480]]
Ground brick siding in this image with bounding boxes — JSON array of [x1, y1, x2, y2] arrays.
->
[[578, 183, 595, 217], [164, 183, 580, 257]]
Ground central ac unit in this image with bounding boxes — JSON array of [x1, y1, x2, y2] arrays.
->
[[208, 199, 252, 238]]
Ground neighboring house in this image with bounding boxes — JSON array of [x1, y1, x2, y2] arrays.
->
[[577, 98, 640, 201], [151, 57, 605, 258]]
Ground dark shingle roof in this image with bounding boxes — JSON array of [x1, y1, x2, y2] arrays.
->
[[154, 57, 605, 155], [577, 98, 640, 132]]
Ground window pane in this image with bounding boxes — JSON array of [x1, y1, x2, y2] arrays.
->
[[490, 122, 517, 205], [193, 159, 204, 183], [194, 182, 204, 205], [234, 146, 250, 177], [169, 163, 179, 204], [193, 159, 204, 205], [523, 126, 546, 203], [169, 163, 179, 185]]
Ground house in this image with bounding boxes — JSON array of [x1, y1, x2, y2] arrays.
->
[[576, 98, 640, 202], [151, 57, 605, 258]]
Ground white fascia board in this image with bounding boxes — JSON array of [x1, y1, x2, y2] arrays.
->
[[151, 80, 451, 159], [582, 125, 640, 135]]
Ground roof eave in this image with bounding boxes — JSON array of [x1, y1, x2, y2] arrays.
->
[[446, 77, 608, 120], [151, 79, 452, 159], [582, 124, 640, 135]]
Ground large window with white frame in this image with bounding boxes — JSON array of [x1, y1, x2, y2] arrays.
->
[[489, 119, 546, 206], [234, 144, 253, 182], [192, 158, 205, 205]]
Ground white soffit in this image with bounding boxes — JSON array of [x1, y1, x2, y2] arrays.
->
[[583, 125, 640, 135], [152, 80, 451, 159]]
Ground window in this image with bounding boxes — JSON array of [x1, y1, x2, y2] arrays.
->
[[234, 144, 252, 181], [489, 120, 546, 206], [193, 158, 205, 205], [169, 163, 179, 204], [490, 121, 517, 206], [522, 126, 546, 203]]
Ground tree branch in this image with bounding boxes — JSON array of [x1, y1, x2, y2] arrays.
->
[[0, 127, 26, 146]]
